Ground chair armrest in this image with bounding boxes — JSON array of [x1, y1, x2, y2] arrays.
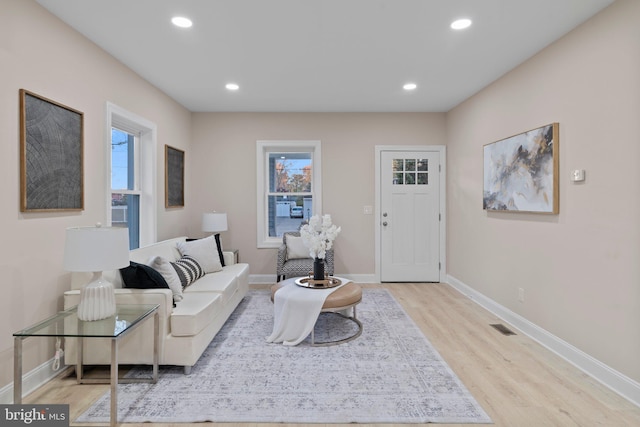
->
[[223, 251, 236, 266], [277, 244, 287, 274]]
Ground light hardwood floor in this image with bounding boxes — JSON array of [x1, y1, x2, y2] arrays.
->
[[25, 283, 640, 426]]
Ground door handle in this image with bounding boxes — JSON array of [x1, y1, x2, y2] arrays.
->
[[382, 221, 388, 226]]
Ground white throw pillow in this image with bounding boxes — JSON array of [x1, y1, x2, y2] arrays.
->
[[286, 235, 312, 259], [176, 235, 223, 274], [147, 256, 184, 303]]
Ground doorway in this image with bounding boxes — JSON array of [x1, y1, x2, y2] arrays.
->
[[375, 146, 446, 282]]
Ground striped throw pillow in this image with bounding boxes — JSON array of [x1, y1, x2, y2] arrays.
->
[[170, 255, 205, 289]]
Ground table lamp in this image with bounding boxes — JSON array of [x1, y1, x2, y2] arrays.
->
[[202, 212, 227, 266], [63, 224, 130, 321]]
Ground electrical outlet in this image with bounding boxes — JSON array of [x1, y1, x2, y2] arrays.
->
[[518, 288, 525, 303]]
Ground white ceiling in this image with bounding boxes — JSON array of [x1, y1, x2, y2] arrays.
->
[[36, 0, 614, 113]]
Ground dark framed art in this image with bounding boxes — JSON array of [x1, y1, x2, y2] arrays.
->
[[483, 122, 559, 214], [165, 145, 185, 208], [20, 89, 84, 212]]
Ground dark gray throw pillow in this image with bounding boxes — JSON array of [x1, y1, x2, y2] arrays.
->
[[120, 261, 170, 289]]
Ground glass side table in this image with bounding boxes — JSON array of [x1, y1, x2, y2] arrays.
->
[[14, 304, 160, 427]]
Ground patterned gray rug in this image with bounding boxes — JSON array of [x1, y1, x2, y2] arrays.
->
[[77, 289, 492, 424]]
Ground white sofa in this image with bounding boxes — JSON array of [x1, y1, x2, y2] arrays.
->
[[64, 236, 249, 374]]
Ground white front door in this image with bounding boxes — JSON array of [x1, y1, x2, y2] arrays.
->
[[380, 150, 440, 282]]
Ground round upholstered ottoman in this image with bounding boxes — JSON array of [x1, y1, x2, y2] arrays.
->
[[270, 279, 363, 346]]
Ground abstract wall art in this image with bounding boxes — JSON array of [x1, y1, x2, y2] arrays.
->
[[483, 123, 559, 214], [20, 89, 84, 212]]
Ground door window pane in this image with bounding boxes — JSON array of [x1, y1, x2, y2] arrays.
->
[[392, 158, 429, 185]]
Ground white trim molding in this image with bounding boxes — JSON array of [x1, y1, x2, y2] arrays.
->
[[0, 358, 69, 404], [256, 140, 322, 249], [446, 274, 640, 408]]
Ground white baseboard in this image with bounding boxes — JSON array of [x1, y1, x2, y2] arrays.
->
[[0, 357, 67, 404], [249, 274, 277, 285], [250, 273, 376, 285], [446, 274, 640, 408]]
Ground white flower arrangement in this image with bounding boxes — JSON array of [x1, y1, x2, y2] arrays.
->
[[300, 214, 341, 259]]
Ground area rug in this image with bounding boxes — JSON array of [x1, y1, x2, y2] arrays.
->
[[77, 289, 492, 424]]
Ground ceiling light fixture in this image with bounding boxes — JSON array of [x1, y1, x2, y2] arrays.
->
[[450, 18, 472, 30], [171, 16, 193, 28], [225, 83, 240, 91], [403, 83, 417, 91]]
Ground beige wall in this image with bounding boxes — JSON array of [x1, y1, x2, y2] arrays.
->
[[3, 0, 638, 401], [446, 0, 640, 382], [189, 113, 446, 277], [0, 0, 192, 390]]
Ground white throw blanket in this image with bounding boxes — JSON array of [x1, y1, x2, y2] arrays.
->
[[266, 277, 350, 346]]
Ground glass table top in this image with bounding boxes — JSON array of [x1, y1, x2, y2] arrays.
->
[[13, 304, 159, 338]]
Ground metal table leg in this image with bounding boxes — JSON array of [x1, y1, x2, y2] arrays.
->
[[111, 338, 118, 427], [14, 337, 23, 404]]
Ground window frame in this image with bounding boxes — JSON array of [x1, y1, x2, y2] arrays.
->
[[106, 102, 157, 248], [256, 140, 322, 248]]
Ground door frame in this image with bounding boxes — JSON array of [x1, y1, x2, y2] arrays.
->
[[374, 145, 447, 283]]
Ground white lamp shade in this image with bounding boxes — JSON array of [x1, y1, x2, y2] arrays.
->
[[202, 212, 228, 233], [64, 226, 130, 272]]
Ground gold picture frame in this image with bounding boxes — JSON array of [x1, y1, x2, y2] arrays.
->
[[165, 145, 185, 208], [20, 89, 84, 212], [483, 123, 559, 214]]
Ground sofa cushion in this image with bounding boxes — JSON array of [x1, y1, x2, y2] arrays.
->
[[170, 292, 224, 337], [183, 271, 238, 305], [120, 262, 169, 289], [177, 235, 222, 274], [130, 237, 185, 264]]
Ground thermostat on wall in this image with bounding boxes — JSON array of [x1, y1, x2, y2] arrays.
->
[[571, 169, 585, 182]]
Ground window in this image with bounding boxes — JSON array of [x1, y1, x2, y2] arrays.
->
[[256, 141, 322, 248], [392, 158, 429, 185], [107, 103, 157, 249]]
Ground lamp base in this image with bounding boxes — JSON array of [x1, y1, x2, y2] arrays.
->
[[78, 272, 116, 321]]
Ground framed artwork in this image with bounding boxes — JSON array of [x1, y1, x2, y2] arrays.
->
[[483, 123, 559, 214], [165, 145, 185, 208], [20, 89, 84, 212]]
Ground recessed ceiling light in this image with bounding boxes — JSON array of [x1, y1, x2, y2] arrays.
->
[[403, 83, 417, 91], [451, 18, 472, 30], [171, 16, 193, 28], [225, 83, 240, 91]]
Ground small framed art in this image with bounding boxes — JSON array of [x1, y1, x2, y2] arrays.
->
[[165, 145, 185, 208]]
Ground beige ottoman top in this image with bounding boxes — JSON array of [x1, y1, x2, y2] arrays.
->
[[271, 281, 362, 309]]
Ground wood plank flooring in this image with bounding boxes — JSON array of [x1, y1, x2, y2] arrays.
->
[[24, 283, 640, 426]]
